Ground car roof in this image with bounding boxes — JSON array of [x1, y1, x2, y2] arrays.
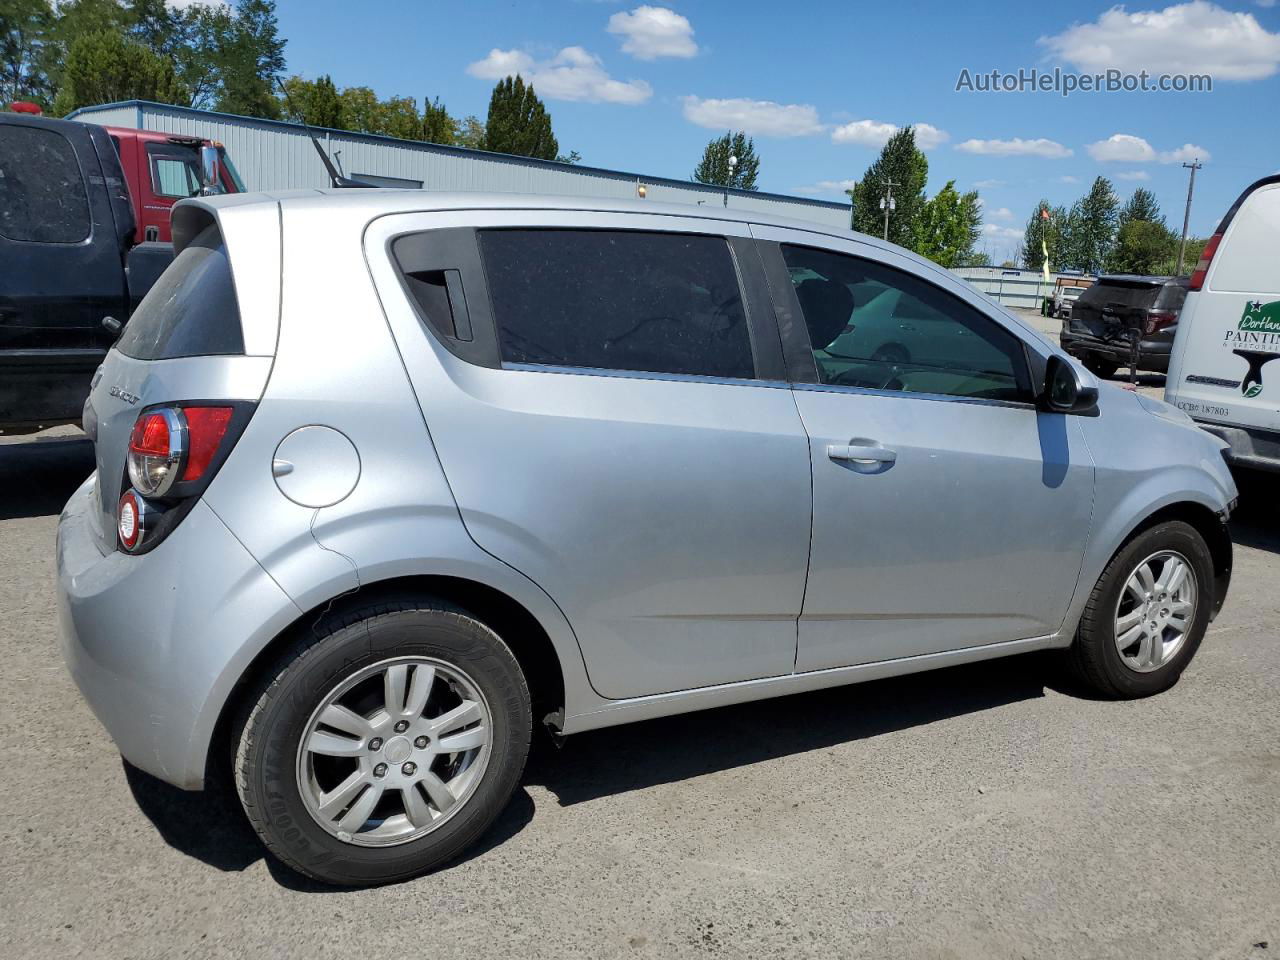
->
[[189, 187, 883, 249], [1096, 274, 1182, 286]]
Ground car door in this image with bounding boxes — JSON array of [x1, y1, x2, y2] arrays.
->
[[752, 226, 1095, 672], [369, 210, 812, 700]]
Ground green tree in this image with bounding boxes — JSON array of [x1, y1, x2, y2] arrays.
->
[[1117, 187, 1164, 231], [1019, 200, 1068, 272], [481, 75, 558, 160], [692, 131, 759, 190], [1109, 219, 1177, 275], [214, 0, 285, 119], [52, 27, 185, 115], [1068, 176, 1119, 274], [421, 94, 456, 145], [280, 73, 342, 127], [456, 115, 485, 149], [1, 0, 55, 108], [912, 180, 982, 268], [851, 126, 928, 247]]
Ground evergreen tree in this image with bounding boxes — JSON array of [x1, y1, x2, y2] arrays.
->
[[692, 131, 759, 190], [1019, 200, 1068, 272], [1109, 219, 1177, 275], [850, 126, 928, 248], [1068, 176, 1118, 274], [1117, 187, 1164, 230], [481, 75, 558, 160], [421, 95, 455, 145], [52, 27, 184, 115], [913, 180, 982, 268]]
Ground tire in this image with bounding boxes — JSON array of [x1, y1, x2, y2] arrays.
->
[[233, 599, 531, 886], [1068, 520, 1214, 699], [1083, 355, 1120, 379]]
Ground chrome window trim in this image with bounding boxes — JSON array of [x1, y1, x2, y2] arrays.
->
[[501, 361, 790, 390]]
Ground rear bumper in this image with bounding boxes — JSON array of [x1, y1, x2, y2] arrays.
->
[[1196, 422, 1280, 474], [56, 476, 301, 789], [1059, 331, 1171, 371], [0, 348, 105, 431]]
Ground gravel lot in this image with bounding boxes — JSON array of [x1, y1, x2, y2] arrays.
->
[[2, 347, 1277, 958]]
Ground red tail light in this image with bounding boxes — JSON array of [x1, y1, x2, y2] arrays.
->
[[119, 403, 245, 553], [181, 406, 234, 482], [1189, 233, 1221, 291], [1146, 311, 1178, 334]]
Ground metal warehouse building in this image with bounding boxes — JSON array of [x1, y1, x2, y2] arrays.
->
[[68, 100, 852, 229]]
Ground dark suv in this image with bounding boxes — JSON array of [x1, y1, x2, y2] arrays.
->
[[1060, 275, 1189, 378]]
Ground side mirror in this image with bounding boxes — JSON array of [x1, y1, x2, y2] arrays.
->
[[1042, 354, 1099, 415], [198, 145, 223, 196]]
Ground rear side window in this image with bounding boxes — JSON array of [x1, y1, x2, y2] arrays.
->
[[0, 125, 91, 243], [479, 229, 755, 379], [116, 224, 244, 360], [1154, 283, 1188, 311]]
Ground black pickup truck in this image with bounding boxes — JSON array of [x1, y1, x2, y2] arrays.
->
[[0, 113, 217, 433]]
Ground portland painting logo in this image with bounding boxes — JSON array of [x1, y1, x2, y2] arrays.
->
[[1226, 300, 1280, 398]]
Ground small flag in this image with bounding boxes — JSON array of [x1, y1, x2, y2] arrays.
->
[[1040, 207, 1051, 281]]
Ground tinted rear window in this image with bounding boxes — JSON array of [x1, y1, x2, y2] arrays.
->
[[116, 224, 244, 360], [1076, 281, 1160, 310], [479, 229, 755, 379], [0, 124, 91, 243]]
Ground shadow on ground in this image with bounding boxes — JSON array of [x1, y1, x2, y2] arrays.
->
[[124, 654, 1048, 888], [0, 434, 93, 520]]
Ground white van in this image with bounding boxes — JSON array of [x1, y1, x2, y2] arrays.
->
[[1166, 175, 1280, 472]]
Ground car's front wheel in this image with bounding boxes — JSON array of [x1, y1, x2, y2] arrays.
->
[[1083, 354, 1120, 379], [233, 599, 531, 886], [1069, 520, 1214, 698]]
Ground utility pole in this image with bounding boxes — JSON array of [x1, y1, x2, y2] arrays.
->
[[879, 178, 897, 241], [1176, 159, 1202, 276]]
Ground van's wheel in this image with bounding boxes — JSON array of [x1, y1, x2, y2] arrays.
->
[[233, 600, 531, 886], [1069, 521, 1213, 698], [1083, 355, 1120, 379]]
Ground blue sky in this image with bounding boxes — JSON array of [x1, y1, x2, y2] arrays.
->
[[273, 0, 1279, 261]]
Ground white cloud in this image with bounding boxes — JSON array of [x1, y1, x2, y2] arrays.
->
[[984, 224, 1024, 240], [956, 137, 1073, 158], [830, 119, 897, 147], [681, 96, 823, 137], [988, 206, 1015, 220], [1160, 142, 1211, 163], [914, 123, 950, 150], [830, 119, 949, 150], [467, 47, 652, 104], [1040, 1, 1280, 82], [794, 179, 859, 196], [1087, 133, 1156, 163], [973, 178, 1005, 188], [1258, 0, 1277, 8], [1115, 170, 1152, 181], [1059, 175, 1081, 183], [166, 0, 226, 7], [1087, 133, 1213, 163], [608, 6, 698, 60]]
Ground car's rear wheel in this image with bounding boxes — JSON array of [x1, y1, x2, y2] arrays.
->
[[1069, 521, 1213, 698], [1083, 355, 1120, 379], [233, 599, 531, 886]]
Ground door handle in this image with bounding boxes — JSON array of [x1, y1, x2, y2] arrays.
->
[[827, 443, 897, 465]]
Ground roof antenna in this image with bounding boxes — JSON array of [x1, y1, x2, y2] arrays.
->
[[275, 76, 374, 188]]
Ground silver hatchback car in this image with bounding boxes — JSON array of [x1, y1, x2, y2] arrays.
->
[[59, 191, 1236, 886]]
